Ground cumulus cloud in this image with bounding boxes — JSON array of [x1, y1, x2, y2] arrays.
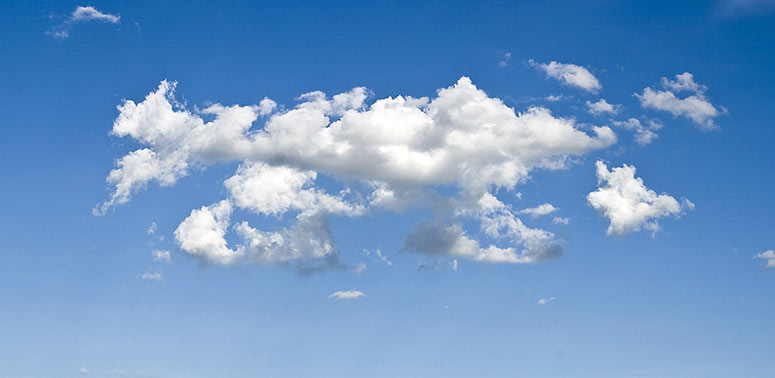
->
[[329, 290, 366, 300], [586, 99, 621, 115], [517, 203, 559, 217], [612, 118, 663, 146], [48, 6, 120, 39], [530, 60, 601, 92], [587, 161, 692, 235], [754, 250, 775, 268], [552, 216, 570, 225], [537, 297, 555, 305], [98, 77, 616, 268], [636, 72, 724, 130]]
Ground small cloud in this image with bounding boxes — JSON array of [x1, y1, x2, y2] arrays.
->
[[754, 250, 775, 268], [498, 52, 512, 67], [141, 270, 163, 281], [147, 222, 157, 235], [329, 289, 366, 300], [586, 99, 621, 115], [552, 216, 570, 225], [545, 94, 566, 102], [517, 203, 559, 217], [451, 259, 458, 272], [48, 6, 120, 39], [611, 118, 663, 146], [529, 59, 601, 92], [79, 367, 90, 375], [635, 72, 725, 130], [152, 249, 171, 263], [537, 297, 556, 305]]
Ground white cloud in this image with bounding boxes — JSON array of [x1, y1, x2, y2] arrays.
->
[[152, 250, 171, 263], [517, 203, 559, 217], [498, 52, 512, 67], [141, 270, 163, 281], [545, 95, 565, 102], [587, 161, 692, 235], [48, 6, 120, 39], [530, 60, 601, 92], [79, 368, 90, 375], [612, 118, 663, 146], [537, 297, 555, 305], [636, 72, 724, 130], [147, 222, 157, 235], [586, 99, 621, 115], [99, 77, 617, 267], [374, 248, 392, 266], [754, 250, 775, 268], [329, 290, 366, 300], [552, 216, 570, 225]]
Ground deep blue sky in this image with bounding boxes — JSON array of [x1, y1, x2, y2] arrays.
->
[[1, 1, 774, 377]]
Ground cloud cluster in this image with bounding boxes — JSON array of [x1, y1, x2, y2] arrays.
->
[[48, 6, 120, 39], [636, 72, 724, 130], [98, 77, 617, 268], [587, 161, 692, 235], [530, 60, 602, 92]]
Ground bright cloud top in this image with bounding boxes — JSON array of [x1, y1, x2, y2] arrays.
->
[[97, 77, 617, 269], [48, 6, 120, 39], [587, 161, 692, 236], [530, 60, 602, 92], [636, 72, 724, 130]]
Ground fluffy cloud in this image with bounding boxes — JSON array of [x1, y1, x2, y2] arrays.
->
[[586, 99, 621, 115], [587, 161, 692, 235], [141, 270, 163, 281], [329, 290, 366, 300], [517, 203, 559, 217], [530, 60, 601, 92], [612, 118, 663, 146], [48, 6, 120, 39], [552, 216, 570, 225], [99, 77, 616, 268], [636, 72, 724, 130], [754, 250, 775, 268]]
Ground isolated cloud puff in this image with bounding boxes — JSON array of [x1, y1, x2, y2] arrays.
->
[[517, 203, 559, 217], [48, 6, 120, 39], [754, 250, 775, 268], [530, 60, 601, 92], [537, 297, 555, 305], [98, 77, 617, 269], [329, 290, 366, 300], [587, 161, 692, 235], [636, 72, 724, 130]]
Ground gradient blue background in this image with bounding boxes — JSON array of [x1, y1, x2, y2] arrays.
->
[[1, 1, 774, 377]]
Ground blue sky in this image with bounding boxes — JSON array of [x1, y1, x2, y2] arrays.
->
[[1, 1, 775, 377]]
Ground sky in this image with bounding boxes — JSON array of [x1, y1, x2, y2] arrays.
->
[[1, 1, 774, 377]]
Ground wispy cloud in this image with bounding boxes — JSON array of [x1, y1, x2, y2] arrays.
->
[[329, 290, 366, 300], [48, 6, 120, 39], [537, 297, 555, 305]]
